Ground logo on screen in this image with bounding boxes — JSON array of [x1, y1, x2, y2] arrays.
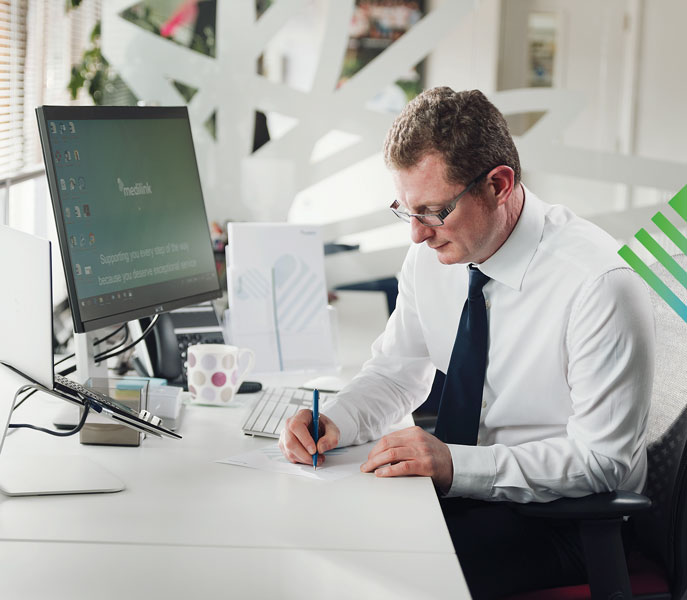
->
[[117, 177, 153, 197], [618, 185, 687, 322]]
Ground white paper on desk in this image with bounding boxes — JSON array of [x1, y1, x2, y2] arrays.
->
[[216, 442, 375, 481], [226, 223, 337, 374]]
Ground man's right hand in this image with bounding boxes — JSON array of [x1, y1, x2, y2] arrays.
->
[[278, 409, 340, 467]]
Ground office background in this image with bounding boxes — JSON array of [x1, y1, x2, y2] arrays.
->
[[2, 4, 687, 597], [2, 0, 686, 308]]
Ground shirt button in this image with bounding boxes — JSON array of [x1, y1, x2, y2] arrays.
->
[[485, 299, 491, 309], [482, 400, 487, 409]]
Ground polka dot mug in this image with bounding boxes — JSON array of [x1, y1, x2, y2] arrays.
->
[[186, 344, 255, 405]]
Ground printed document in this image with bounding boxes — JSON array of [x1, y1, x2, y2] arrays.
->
[[217, 442, 375, 482]]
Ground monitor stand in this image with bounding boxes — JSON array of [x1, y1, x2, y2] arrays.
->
[[50, 329, 109, 432], [0, 455, 125, 496], [0, 365, 125, 497], [73, 322, 154, 383], [74, 330, 109, 383]]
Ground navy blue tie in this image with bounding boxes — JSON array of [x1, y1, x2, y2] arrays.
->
[[434, 265, 490, 445]]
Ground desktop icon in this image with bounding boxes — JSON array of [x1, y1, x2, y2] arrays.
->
[[82, 203, 90, 216], [49, 122, 57, 134], [74, 264, 82, 276], [69, 177, 76, 191], [68, 121, 76, 133], [64, 207, 71, 219], [84, 265, 92, 275], [74, 205, 81, 218], [78, 177, 86, 191], [55, 151, 61, 163], [59, 122, 67, 134], [89, 233, 95, 246], [60, 179, 67, 191], [80, 234, 86, 247], [74, 149, 80, 161], [64, 150, 72, 162], [70, 235, 77, 247]]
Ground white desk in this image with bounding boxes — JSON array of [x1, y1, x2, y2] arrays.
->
[[0, 381, 468, 598], [0, 291, 470, 598], [1, 543, 465, 599]]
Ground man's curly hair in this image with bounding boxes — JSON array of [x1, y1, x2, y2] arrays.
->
[[383, 87, 521, 192]]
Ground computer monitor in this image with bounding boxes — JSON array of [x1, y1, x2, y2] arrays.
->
[[36, 105, 222, 380], [36, 105, 221, 333]]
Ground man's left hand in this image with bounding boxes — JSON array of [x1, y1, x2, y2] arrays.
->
[[361, 426, 453, 494]]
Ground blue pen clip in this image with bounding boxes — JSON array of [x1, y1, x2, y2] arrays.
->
[[312, 389, 319, 470]]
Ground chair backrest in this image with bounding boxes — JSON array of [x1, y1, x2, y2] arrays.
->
[[634, 253, 687, 598]]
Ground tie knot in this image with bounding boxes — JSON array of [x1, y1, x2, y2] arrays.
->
[[468, 266, 490, 299]]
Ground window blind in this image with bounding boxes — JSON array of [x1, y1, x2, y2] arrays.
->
[[2, 0, 100, 180]]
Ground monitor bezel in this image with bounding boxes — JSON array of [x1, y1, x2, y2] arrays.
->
[[36, 105, 222, 334]]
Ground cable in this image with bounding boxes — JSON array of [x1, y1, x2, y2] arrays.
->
[[53, 353, 74, 368], [94, 314, 159, 364], [6, 316, 155, 407], [7, 384, 91, 437], [12, 387, 38, 411], [94, 323, 130, 360], [53, 323, 129, 368], [57, 364, 76, 377], [55, 321, 136, 376], [93, 323, 128, 347]]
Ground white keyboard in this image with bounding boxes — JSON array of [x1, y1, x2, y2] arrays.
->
[[242, 387, 335, 438]]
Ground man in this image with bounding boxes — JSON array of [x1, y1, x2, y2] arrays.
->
[[279, 87, 655, 598]]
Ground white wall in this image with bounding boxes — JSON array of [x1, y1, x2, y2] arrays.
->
[[497, 0, 629, 217], [91, 0, 687, 270], [634, 0, 687, 202], [425, 0, 501, 93]]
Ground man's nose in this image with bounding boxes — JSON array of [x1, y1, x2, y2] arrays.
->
[[410, 217, 433, 244]]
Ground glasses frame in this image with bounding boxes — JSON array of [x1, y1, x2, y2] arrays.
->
[[390, 170, 490, 227]]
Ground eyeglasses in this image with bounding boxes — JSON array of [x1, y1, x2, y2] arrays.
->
[[390, 171, 489, 227]]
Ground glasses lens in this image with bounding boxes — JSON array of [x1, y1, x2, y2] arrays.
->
[[418, 214, 443, 227]]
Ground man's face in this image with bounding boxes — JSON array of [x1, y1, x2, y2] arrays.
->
[[392, 154, 499, 265]]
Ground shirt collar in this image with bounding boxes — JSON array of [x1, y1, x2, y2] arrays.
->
[[474, 184, 545, 291]]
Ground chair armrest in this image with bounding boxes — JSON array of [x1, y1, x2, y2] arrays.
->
[[511, 491, 651, 520]]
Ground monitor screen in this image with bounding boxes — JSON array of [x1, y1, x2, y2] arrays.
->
[[36, 105, 221, 333]]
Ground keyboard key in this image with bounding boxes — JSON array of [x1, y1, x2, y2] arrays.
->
[[253, 401, 278, 432], [245, 399, 267, 431], [266, 403, 289, 434]]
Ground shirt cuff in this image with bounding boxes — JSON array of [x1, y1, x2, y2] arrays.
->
[[321, 401, 359, 448], [444, 444, 497, 499]]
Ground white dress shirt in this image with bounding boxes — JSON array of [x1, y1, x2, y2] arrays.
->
[[324, 187, 655, 502]]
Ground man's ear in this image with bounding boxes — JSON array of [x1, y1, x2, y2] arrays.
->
[[487, 166, 515, 206]]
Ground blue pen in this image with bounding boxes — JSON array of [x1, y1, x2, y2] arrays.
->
[[312, 388, 319, 470]]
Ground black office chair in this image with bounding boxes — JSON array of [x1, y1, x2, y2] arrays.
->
[[506, 254, 687, 600]]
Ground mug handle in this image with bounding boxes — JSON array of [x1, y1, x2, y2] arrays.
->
[[236, 348, 255, 381]]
